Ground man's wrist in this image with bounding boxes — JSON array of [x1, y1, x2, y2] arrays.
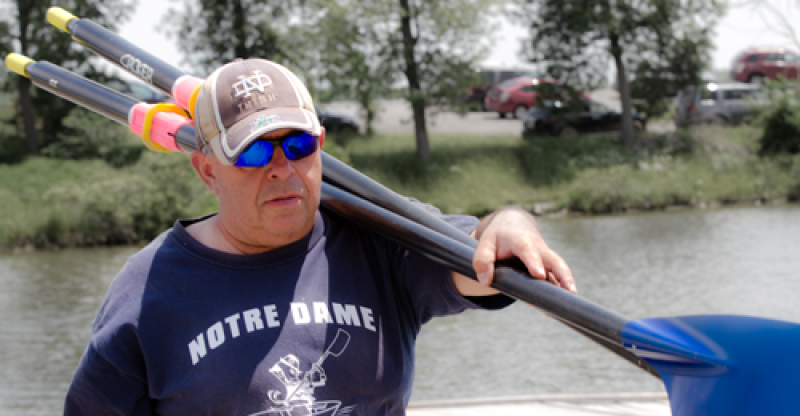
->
[[473, 205, 535, 240]]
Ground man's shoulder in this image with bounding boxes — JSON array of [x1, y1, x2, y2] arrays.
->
[[105, 230, 175, 298]]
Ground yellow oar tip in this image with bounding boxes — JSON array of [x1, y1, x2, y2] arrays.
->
[[46, 7, 77, 33], [4, 53, 33, 77]]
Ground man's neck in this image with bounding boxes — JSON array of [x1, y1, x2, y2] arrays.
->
[[185, 214, 312, 255], [185, 215, 250, 254]]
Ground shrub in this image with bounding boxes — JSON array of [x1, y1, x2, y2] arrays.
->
[[758, 100, 800, 156], [40, 108, 144, 167], [756, 79, 800, 156], [0, 129, 27, 164]]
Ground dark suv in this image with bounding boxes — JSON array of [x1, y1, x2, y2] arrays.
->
[[730, 47, 800, 84], [464, 66, 538, 111]]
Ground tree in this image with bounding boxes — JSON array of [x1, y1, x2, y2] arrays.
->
[[302, 0, 496, 160], [1, 0, 132, 155], [163, 0, 300, 75], [389, 0, 496, 159], [629, 35, 712, 118], [289, 1, 393, 137], [167, 0, 498, 160], [514, 0, 723, 147]]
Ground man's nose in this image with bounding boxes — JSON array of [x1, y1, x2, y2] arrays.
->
[[267, 146, 294, 179]]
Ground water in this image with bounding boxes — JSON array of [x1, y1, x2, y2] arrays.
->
[[0, 246, 139, 415], [1, 205, 799, 413]]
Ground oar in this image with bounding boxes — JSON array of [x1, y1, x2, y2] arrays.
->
[[6, 47, 653, 375], [21, 13, 800, 412], [45, 7, 205, 116]]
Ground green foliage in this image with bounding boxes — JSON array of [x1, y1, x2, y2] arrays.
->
[[0, 154, 216, 250], [40, 108, 144, 167], [565, 126, 800, 213], [2, 0, 134, 154], [755, 80, 800, 156], [0, 91, 25, 163], [344, 133, 543, 215], [0, 131, 26, 164], [513, 0, 723, 145], [163, 0, 297, 74], [758, 101, 800, 155], [294, 0, 395, 136], [628, 36, 713, 118], [4, 127, 800, 250]]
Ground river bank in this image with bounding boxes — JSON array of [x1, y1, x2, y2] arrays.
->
[[1, 125, 798, 251]]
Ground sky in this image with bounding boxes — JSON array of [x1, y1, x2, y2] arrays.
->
[[118, 0, 800, 77]]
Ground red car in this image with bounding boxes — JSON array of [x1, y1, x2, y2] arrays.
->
[[484, 76, 584, 119], [730, 47, 800, 84]]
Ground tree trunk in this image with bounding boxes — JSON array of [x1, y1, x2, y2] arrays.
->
[[609, 34, 637, 148], [232, 0, 248, 58], [398, 0, 430, 160], [16, 0, 39, 154], [17, 76, 39, 154]]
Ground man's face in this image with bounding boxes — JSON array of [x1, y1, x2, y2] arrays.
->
[[192, 128, 323, 253]]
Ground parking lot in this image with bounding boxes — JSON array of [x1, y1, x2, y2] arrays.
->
[[323, 89, 675, 136]]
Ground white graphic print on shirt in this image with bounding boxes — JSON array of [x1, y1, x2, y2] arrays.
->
[[250, 329, 356, 416]]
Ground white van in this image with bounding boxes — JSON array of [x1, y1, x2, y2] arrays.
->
[[673, 82, 767, 127]]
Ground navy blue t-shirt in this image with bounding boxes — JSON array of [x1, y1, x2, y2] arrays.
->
[[64, 205, 512, 415]]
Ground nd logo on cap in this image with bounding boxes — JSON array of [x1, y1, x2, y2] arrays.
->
[[232, 70, 273, 99]]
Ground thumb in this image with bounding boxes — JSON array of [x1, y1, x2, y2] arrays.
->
[[473, 238, 497, 286]]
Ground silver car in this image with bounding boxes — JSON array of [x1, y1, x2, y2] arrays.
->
[[673, 82, 767, 127]]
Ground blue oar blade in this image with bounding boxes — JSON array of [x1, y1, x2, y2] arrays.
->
[[622, 315, 800, 416]]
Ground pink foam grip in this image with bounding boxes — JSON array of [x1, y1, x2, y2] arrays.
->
[[172, 75, 204, 110], [129, 103, 194, 153]]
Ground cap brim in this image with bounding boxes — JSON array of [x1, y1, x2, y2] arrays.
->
[[217, 107, 322, 165]]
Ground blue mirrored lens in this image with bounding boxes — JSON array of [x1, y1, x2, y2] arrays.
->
[[282, 131, 318, 161], [234, 141, 274, 167], [234, 131, 318, 168]]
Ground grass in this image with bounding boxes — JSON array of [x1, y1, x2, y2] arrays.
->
[[1, 125, 799, 250], [0, 153, 216, 250], [344, 134, 543, 215]]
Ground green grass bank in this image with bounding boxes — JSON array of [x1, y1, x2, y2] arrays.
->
[[1, 126, 799, 251]]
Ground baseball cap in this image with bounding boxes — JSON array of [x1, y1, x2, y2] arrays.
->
[[193, 58, 322, 165]]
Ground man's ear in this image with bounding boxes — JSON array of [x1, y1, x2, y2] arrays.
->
[[319, 128, 325, 148], [190, 151, 220, 195]]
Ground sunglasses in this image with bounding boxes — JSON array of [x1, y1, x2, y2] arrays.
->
[[234, 130, 319, 168]]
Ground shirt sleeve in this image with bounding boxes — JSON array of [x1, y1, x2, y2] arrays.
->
[[396, 199, 514, 323], [63, 340, 152, 415], [63, 240, 162, 416]]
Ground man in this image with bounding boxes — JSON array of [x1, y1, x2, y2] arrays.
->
[[64, 58, 576, 415]]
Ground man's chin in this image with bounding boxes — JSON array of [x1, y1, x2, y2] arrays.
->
[[263, 212, 315, 238]]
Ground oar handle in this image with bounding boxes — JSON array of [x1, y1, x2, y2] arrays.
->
[[47, 7, 204, 115]]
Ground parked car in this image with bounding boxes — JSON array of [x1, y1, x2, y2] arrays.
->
[[673, 82, 768, 127], [730, 47, 800, 84], [464, 66, 539, 111], [522, 98, 647, 138], [315, 107, 360, 134], [107, 79, 170, 103], [484, 76, 585, 119]]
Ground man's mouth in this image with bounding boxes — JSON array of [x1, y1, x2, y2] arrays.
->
[[266, 193, 302, 205]]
